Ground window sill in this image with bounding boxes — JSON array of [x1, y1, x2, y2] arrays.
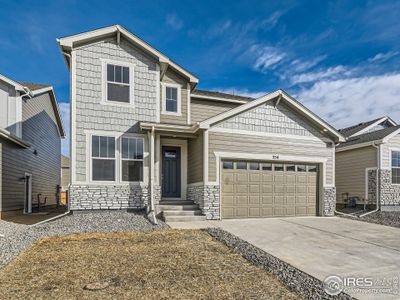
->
[[100, 100, 135, 108], [161, 111, 182, 116]]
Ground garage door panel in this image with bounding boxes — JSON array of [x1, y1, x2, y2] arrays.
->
[[249, 207, 260, 217], [221, 160, 318, 219]]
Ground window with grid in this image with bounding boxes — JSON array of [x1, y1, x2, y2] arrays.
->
[[121, 137, 144, 182], [165, 86, 178, 112], [107, 64, 130, 103], [92, 136, 116, 181], [392, 151, 400, 184]]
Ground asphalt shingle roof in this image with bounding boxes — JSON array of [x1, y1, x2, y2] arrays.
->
[[338, 117, 385, 138], [192, 89, 254, 102], [337, 125, 400, 148], [17, 81, 50, 91]]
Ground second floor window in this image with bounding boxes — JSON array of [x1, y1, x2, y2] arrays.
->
[[107, 64, 130, 103], [166, 86, 178, 112], [392, 151, 400, 184]]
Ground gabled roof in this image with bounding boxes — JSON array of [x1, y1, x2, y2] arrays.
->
[[57, 25, 198, 87], [30, 86, 66, 138], [0, 74, 26, 91], [338, 116, 397, 138], [191, 89, 253, 104], [337, 125, 400, 150], [199, 89, 345, 142]]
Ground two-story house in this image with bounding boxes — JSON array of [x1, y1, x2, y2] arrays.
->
[[58, 25, 345, 222], [0, 74, 65, 218]]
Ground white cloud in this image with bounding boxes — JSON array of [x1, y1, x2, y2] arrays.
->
[[295, 73, 400, 129], [166, 14, 183, 30], [58, 102, 70, 157], [368, 51, 399, 62], [290, 55, 327, 73], [290, 65, 350, 84], [251, 45, 285, 73]]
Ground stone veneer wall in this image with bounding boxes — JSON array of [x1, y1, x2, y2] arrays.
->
[[323, 187, 336, 216], [367, 169, 377, 204], [379, 169, 400, 210], [187, 185, 220, 220], [69, 185, 149, 210]]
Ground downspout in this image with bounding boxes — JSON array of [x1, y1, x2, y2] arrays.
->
[[148, 126, 157, 224], [360, 142, 380, 217]]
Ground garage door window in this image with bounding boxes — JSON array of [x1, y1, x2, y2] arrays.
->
[[286, 164, 295, 172], [274, 164, 284, 171], [223, 161, 234, 169], [249, 162, 259, 170], [297, 165, 307, 172], [236, 162, 247, 169], [308, 165, 317, 172], [261, 163, 272, 171]]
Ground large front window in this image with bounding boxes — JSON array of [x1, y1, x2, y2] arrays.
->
[[107, 64, 130, 103], [92, 136, 115, 181], [121, 137, 144, 181], [392, 151, 400, 184]]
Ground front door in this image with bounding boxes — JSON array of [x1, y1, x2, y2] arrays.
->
[[162, 146, 181, 198]]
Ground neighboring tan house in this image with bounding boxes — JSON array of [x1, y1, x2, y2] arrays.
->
[[61, 155, 70, 191], [0, 74, 65, 218], [57, 25, 344, 221], [336, 116, 400, 211]]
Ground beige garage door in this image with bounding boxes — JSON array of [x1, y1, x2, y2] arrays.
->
[[221, 161, 318, 219]]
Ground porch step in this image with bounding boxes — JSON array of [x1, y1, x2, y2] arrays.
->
[[159, 200, 195, 205], [163, 210, 203, 217], [163, 215, 207, 222]]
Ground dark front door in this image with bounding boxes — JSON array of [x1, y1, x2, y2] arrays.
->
[[162, 146, 181, 198]]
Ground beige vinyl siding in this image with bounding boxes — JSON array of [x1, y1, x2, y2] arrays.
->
[[188, 134, 203, 183], [1, 92, 61, 211], [208, 132, 333, 183], [190, 98, 239, 123], [160, 68, 189, 125], [381, 134, 400, 169], [0, 143, 2, 211], [335, 146, 377, 203]]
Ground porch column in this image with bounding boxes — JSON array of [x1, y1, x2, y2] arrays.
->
[[148, 127, 157, 224]]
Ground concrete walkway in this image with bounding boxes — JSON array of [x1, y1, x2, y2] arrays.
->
[[168, 217, 400, 299]]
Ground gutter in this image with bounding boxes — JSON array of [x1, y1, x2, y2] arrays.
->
[[360, 142, 381, 217]]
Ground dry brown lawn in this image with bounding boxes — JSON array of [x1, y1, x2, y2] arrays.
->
[[0, 230, 300, 299]]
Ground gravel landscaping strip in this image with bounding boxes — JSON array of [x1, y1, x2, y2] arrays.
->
[[207, 227, 354, 300], [0, 210, 167, 269], [340, 211, 400, 228]]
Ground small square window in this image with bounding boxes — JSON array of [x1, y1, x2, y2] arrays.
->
[[274, 164, 284, 171], [285, 165, 295, 172], [236, 162, 247, 170], [249, 163, 259, 170], [223, 161, 233, 169], [262, 163, 272, 171]]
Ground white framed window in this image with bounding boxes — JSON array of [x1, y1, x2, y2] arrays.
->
[[121, 137, 144, 182], [91, 135, 116, 182], [101, 59, 134, 105], [162, 83, 181, 115], [392, 150, 400, 184]]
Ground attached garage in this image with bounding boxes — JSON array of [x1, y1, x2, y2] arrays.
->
[[221, 160, 318, 219]]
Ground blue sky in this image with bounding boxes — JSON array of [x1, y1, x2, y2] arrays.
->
[[1, 0, 400, 156]]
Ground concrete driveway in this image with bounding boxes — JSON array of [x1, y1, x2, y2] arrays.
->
[[169, 217, 400, 299]]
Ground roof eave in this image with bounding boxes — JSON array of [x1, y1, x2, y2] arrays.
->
[[0, 128, 30, 148]]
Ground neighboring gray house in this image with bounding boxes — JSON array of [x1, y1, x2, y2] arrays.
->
[[58, 25, 344, 222], [336, 116, 400, 211], [0, 74, 65, 218]]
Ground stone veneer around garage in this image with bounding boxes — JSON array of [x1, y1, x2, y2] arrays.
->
[[69, 184, 149, 210], [323, 187, 336, 216], [379, 169, 400, 211]]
